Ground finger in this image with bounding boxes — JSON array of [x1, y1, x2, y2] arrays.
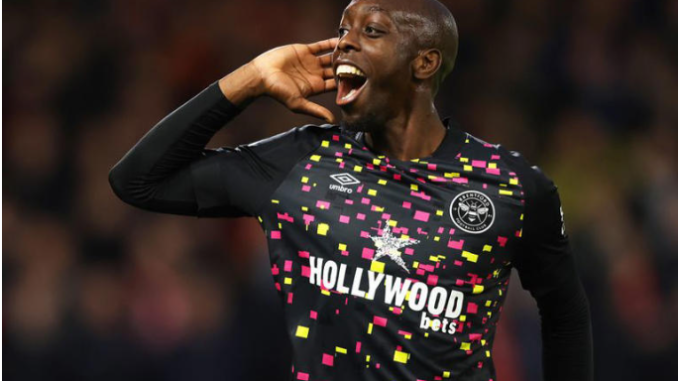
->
[[318, 52, 334, 66], [289, 98, 336, 124], [307, 37, 339, 55], [323, 67, 335, 79], [324, 78, 337, 92]]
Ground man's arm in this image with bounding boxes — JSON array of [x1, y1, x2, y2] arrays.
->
[[509, 152, 594, 381], [108, 38, 339, 217]]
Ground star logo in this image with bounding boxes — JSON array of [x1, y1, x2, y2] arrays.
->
[[368, 221, 420, 273]]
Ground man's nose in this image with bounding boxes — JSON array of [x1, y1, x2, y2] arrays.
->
[[337, 30, 360, 52]]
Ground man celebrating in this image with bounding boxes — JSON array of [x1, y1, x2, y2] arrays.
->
[[109, 0, 593, 380]]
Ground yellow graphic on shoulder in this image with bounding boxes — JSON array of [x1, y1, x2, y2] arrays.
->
[[393, 350, 410, 364], [353, 165, 363, 172], [296, 325, 309, 339], [310, 154, 321, 162]]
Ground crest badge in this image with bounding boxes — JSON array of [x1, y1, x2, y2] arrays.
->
[[450, 191, 495, 234]]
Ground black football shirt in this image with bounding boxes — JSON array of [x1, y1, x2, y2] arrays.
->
[[110, 82, 593, 381]]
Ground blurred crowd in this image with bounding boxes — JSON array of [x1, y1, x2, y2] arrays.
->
[[3, 0, 677, 380]]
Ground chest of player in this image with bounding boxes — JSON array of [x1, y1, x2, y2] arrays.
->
[[264, 137, 524, 289]]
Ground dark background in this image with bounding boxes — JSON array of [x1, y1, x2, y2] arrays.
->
[[3, 0, 677, 380]]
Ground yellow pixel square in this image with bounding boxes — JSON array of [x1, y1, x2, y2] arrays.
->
[[296, 325, 309, 338], [393, 350, 409, 364], [370, 261, 385, 273], [317, 223, 329, 236]]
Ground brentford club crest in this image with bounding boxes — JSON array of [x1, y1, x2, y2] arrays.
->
[[450, 191, 495, 234]]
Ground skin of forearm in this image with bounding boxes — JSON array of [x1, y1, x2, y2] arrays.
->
[[218, 62, 264, 108]]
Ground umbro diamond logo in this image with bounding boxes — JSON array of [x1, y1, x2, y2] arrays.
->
[[329, 173, 360, 194]]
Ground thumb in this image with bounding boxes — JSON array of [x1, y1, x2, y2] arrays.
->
[[288, 98, 336, 124]]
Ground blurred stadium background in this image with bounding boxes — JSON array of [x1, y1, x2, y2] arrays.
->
[[3, 0, 677, 380]]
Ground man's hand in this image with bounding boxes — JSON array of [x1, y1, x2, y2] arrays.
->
[[219, 38, 338, 123]]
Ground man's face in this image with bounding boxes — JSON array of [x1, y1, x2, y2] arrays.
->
[[332, 0, 417, 132]]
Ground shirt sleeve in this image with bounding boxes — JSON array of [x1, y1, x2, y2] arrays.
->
[[508, 151, 594, 381], [108, 81, 330, 218]]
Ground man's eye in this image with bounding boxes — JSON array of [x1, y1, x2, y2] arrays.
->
[[338, 27, 348, 37], [365, 26, 382, 35]]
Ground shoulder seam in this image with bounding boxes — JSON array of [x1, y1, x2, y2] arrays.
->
[[251, 124, 336, 217]]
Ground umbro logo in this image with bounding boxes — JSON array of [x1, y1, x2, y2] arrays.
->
[[329, 173, 360, 193]]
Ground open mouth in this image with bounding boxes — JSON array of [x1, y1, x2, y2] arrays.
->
[[335, 64, 368, 106]]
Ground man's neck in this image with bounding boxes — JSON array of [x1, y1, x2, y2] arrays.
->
[[363, 99, 446, 161]]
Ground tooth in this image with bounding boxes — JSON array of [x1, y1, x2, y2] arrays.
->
[[336, 64, 365, 77]]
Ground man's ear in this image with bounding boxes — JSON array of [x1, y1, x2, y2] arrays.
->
[[412, 49, 442, 80]]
